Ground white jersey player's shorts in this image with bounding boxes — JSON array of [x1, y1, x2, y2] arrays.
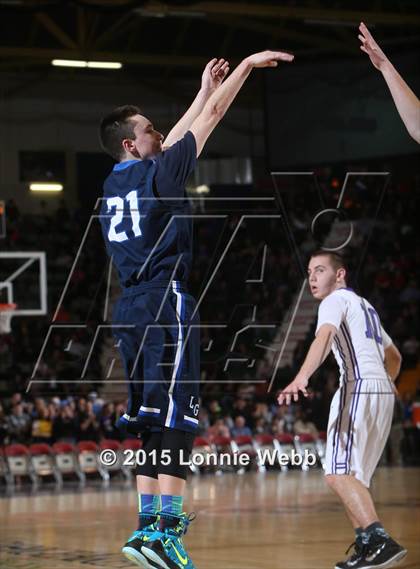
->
[[325, 378, 395, 487]]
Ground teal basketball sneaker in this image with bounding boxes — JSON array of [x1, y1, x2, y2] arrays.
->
[[122, 519, 163, 568], [141, 512, 196, 569]]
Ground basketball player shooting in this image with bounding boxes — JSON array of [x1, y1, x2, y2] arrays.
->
[[99, 50, 294, 569], [278, 251, 407, 569]]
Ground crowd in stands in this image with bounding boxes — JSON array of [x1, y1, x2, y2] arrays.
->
[[0, 387, 417, 467], [0, 390, 325, 446], [0, 392, 121, 446], [1, 154, 420, 467]]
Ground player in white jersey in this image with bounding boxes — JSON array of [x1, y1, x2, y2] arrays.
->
[[278, 251, 407, 569]]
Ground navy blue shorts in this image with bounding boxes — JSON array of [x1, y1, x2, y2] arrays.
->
[[112, 280, 200, 434]]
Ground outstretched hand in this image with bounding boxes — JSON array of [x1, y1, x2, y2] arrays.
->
[[246, 50, 294, 69], [277, 375, 309, 406], [359, 22, 388, 71], [201, 58, 230, 92]]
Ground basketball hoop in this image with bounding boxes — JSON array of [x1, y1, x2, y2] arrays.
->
[[0, 303, 16, 334]]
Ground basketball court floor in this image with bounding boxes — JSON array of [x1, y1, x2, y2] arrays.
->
[[1, 467, 419, 569]]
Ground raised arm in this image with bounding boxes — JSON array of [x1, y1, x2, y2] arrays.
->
[[163, 58, 229, 149], [277, 324, 336, 406], [359, 22, 420, 144], [190, 50, 294, 157]]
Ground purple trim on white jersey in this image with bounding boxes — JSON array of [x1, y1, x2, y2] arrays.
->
[[340, 323, 363, 474], [341, 323, 361, 380], [332, 337, 349, 473]]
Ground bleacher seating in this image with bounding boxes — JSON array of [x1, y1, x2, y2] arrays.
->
[[77, 441, 110, 483], [4, 444, 37, 487], [52, 442, 85, 483], [29, 443, 62, 485]]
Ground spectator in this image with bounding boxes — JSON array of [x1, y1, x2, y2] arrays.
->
[[8, 392, 22, 411], [76, 399, 101, 442], [231, 398, 252, 425], [7, 403, 31, 443], [253, 416, 268, 435], [207, 399, 222, 424], [231, 415, 253, 438], [99, 402, 120, 440], [207, 418, 230, 439], [252, 402, 271, 427], [271, 406, 290, 436], [31, 406, 53, 443], [293, 408, 319, 438], [52, 402, 77, 443]]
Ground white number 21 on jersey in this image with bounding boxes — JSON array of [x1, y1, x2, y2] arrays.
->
[[106, 190, 141, 243]]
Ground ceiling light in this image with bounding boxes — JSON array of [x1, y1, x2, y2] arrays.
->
[[51, 59, 122, 69], [52, 59, 87, 68], [30, 183, 63, 192], [87, 61, 122, 69]]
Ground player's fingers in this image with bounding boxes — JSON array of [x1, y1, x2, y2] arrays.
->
[[277, 51, 295, 61], [359, 22, 371, 36], [360, 45, 369, 54], [358, 35, 366, 43], [361, 23, 375, 44], [301, 387, 308, 398], [293, 390, 299, 402], [361, 38, 373, 49], [285, 392, 291, 405], [221, 65, 230, 77], [261, 51, 293, 62], [212, 58, 225, 72], [216, 62, 229, 78], [206, 58, 218, 71], [274, 52, 294, 62], [212, 64, 226, 78]]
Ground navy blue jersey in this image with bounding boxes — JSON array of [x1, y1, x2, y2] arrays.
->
[[100, 132, 197, 287]]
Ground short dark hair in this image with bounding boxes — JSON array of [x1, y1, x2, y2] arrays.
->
[[99, 105, 141, 161], [309, 250, 348, 273]]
